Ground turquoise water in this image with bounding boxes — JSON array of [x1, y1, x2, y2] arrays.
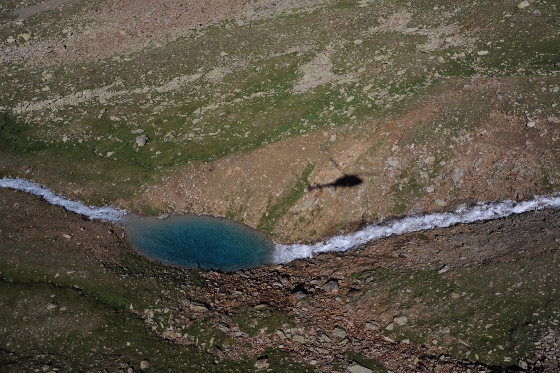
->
[[121, 214, 275, 271]]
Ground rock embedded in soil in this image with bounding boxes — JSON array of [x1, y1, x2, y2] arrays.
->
[[323, 279, 339, 293], [254, 356, 269, 370], [136, 135, 149, 147], [347, 364, 373, 373], [332, 326, 347, 338]]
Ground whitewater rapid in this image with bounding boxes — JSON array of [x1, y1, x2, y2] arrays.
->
[[0, 178, 124, 222], [271, 193, 560, 263], [2, 177, 560, 266]]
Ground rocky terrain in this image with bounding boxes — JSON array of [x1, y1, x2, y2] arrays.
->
[[2, 183, 560, 372], [1, 0, 559, 242], [1, 0, 560, 371]]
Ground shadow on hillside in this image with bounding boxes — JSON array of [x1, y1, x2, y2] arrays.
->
[[307, 174, 363, 190]]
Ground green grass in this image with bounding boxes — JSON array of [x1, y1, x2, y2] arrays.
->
[[390, 167, 425, 215], [231, 305, 295, 337], [540, 172, 555, 194], [356, 249, 560, 366], [258, 163, 314, 236], [0, 278, 314, 372], [345, 351, 386, 373]]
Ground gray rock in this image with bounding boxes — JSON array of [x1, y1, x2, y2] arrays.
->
[[46, 302, 58, 311], [236, 271, 249, 278], [189, 301, 208, 312], [217, 323, 230, 333], [386, 157, 399, 167], [140, 360, 149, 370], [394, 316, 408, 326], [332, 326, 347, 338], [347, 363, 373, 373], [291, 334, 305, 343], [323, 279, 339, 293], [451, 168, 464, 184], [136, 135, 149, 147], [255, 357, 269, 370]]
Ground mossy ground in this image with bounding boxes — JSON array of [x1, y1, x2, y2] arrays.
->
[[355, 250, 560, 367], [231, 305, 296, 337]]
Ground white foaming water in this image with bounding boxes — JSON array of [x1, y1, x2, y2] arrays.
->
[[272, 193, 560, 264], [0, 178, 124, 222], [3, 177, 560, 267]]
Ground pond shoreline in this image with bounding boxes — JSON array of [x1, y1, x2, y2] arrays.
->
[[2, 177, 560, 270]]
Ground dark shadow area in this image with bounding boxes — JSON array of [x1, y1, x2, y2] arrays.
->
[[307, 158, 370, 191], [308, 174, 363, 190]]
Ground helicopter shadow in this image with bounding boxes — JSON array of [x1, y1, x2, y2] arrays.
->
[[307, 158, 371, 191], [307, 174, 363, 190]]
